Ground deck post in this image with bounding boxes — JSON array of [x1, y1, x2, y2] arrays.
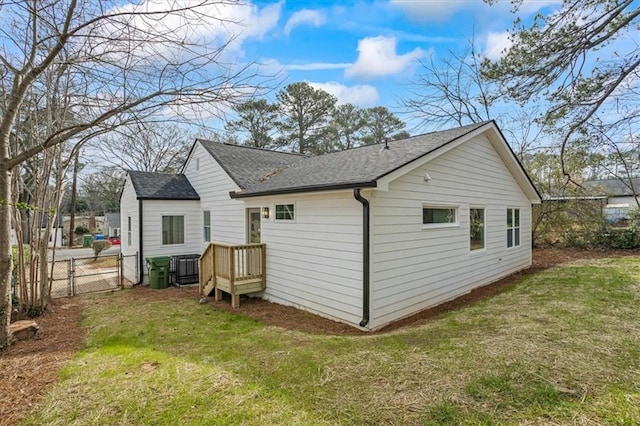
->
[[261, 243, 266, 290], [229, 246, 235, 302], [211, 243, 216, 289]]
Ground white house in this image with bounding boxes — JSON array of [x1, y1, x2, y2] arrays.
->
[[120, 121, 541, 330], [583, 178, 640, 224]]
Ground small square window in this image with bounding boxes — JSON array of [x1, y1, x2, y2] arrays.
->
[[162, 215, 184, 245], [275, 204, 294, 221]]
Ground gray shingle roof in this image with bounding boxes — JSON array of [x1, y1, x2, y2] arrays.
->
[[128, 171, 200, 200], [583, 178, 640, 196], [231, 121, 489, 198], [197, 140, 306, 189]]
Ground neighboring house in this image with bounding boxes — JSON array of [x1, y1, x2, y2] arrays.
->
[[62, 215, 105, 239], [104, 212, 121, 237], [583, 178, 640, 224], [120, 121, 541, 330], [11, 212, 64, 248]]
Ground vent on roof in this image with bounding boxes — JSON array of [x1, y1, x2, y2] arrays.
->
[[382, 138, 389, 150]]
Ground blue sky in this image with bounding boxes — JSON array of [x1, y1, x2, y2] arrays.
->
[[222, 0, 562, 129]]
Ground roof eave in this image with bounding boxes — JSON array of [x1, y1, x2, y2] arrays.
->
[[136, 196, 201, 201], [229, 181, 378, 199]]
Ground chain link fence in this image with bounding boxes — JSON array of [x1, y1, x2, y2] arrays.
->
[[47, 253, 138, 298]]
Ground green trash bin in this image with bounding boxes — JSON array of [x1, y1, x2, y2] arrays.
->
[[146, 256, 170, 289], [82, 234, 93, 248]]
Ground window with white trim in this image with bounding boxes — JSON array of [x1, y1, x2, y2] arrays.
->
[[162, 215, 184, 245], [470, 208, 485, 250], [203, 210, 211, 242], [275, 204, 294, 221], [127, 216, 132, 246], [507, 208, 520, 248], [422, 206, 457, 227]]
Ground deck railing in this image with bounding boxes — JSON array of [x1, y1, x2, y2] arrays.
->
[[199, 242, 266, 307]]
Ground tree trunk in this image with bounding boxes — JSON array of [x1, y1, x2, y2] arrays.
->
[[0, 164, 13, 349]]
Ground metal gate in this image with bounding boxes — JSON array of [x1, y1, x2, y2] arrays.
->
[[48, 253, 138, 298]]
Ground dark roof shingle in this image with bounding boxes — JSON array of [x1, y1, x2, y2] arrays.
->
[[128, 171, 200, 200], [583, 178, 640, 196], [197, 140, 306, 189], [231, 122, 488, 197]]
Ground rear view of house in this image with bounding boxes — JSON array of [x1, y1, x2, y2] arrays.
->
[[121, 121, 541, 330]]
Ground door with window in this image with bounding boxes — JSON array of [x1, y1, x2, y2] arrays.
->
[[247, 208, 261, 243]]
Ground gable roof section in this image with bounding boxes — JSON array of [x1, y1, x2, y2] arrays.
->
[[230, 122, 486, 198], [197, 139, 306, 189], [583, 178, 640, 197], [229, 121, 540, 203], [127, 170, 200, 200]]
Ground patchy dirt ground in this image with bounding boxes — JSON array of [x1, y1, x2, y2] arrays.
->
[[1, 248, 638, 425]]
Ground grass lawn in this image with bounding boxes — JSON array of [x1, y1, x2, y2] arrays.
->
[[24, 257, 640, 425]]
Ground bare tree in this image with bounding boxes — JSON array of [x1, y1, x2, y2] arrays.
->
[[0, 0, 270, 348], [482, 0, 640, 180], [93, 123, 192, 173], [402, 39, 546, 161], [403, 43, 494, 129]]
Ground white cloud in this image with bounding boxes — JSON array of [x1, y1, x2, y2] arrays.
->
[[286, 62, 351, 71], [284, 9, 325, 35], [345, 36, 425, 79], [484, 31, 512, 61], [106, 0, 282, 57], [308, 81, 379, 106]]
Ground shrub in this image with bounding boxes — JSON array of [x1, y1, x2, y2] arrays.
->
[[92, 239, 112, 260], [593, 227, 640, 250], [74, 225, 90, 235]]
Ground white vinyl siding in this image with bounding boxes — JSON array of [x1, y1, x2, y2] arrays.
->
[[248, 191, 363, 326], [140, 200, 201, 282], [120, 176, 140, 283], [370, 133, 532, 329], [183, 143, 245, 249]]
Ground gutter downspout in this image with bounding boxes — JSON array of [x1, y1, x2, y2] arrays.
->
[[353, 189, 370, 328], [138, 199, 144, 284]]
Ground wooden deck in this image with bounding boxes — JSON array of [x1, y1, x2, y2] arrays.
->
[[199, 242, 266, 308]]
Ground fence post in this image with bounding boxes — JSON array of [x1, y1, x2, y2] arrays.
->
[[118, 253, 123, 289], [67, 259, 72, 297], [70, 258, 76, 296]]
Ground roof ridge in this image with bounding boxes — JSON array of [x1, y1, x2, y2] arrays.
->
[[197, 139, 308, 157]]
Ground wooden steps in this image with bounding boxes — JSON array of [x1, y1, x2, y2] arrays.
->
[[198, 242, 266, 308]]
